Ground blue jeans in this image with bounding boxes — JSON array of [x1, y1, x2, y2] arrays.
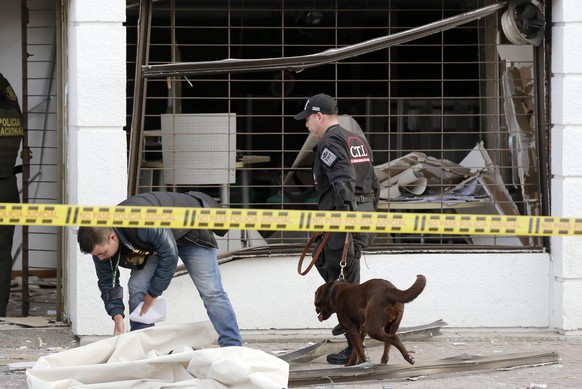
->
[[127, 244, 242, 346]]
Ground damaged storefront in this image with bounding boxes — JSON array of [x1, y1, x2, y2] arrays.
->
[[129, 0, 549, 250]]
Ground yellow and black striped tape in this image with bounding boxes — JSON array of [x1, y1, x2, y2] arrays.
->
[[0, 202, 580, 236]]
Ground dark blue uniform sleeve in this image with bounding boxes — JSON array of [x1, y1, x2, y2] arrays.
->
[[93, 256, 125, 319], [319, 139, 356, 209], [136, 228, 179, 297]]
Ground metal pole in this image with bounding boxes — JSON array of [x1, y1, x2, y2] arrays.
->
[[127, 0, 152, 196], [20, 0, 30, 316]]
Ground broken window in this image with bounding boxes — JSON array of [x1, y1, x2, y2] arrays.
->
[[126, 0, 548, 251]]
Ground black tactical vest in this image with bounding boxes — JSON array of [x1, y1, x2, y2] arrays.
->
[[0, 73, 24, 179]]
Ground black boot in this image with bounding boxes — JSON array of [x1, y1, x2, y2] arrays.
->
[[331, 324, 346, 336], [327, 334, 353, 365], [326, 335, 369, 365], [326, 344, 352, 365]]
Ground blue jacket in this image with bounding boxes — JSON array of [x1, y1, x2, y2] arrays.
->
[[93, 191, 220, 319]]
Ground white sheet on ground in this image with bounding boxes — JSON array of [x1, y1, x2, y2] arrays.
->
[[26, 321, 289, 389]]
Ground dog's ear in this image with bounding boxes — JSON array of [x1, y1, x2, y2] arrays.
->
[[314, 285, 323, 305], [315, 282, 332, 305]]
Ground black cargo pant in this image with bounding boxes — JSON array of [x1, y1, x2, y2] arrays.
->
[[314, 201, 376, 283], [0, 176, 19, 316]]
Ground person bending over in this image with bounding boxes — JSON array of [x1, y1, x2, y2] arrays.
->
[[77, 191, 242, 347]]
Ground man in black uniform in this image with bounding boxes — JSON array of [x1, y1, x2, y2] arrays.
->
[[0, 74, 25, 317], [295, 93, 379, 364]]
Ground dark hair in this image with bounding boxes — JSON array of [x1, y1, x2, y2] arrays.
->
[[77, 226, 114, 254]]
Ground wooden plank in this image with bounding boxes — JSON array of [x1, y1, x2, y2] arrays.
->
[[288, 351, 560, 386], [0, 316, 58, 328]]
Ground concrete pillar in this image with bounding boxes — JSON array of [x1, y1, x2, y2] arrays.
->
[[550, 0, 582, 332], [65, 0, 128, 335]]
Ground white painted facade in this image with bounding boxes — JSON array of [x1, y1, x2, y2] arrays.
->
[[2, 0, 581, 336], [164, 252, 551, 330], [65, 0, 129, 334]]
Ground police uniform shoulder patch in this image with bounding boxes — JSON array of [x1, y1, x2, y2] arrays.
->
[[6, 85, 17, 102], [320, 147, 337, 167]]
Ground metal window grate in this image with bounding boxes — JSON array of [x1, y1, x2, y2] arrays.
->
[[126, 0, 547, 251]]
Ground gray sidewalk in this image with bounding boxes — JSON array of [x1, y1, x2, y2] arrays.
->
[[1, 324, 581, 388], [248, 328, 582, 388]]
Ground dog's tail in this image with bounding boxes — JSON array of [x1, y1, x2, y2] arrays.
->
[[392, 274, 426, 303]]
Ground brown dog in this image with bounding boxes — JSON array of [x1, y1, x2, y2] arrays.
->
[[314, 275, 427, 366]]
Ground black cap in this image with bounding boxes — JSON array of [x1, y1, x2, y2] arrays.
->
[[294, 93, 338, 120]]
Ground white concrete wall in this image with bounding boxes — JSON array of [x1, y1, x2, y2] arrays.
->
[[550, 0, 582, 332], [157, 253, 551, 331], [66, 0, 128, 335]]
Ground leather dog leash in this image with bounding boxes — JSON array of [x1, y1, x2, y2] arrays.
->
[[297, 232, 330, 276], [297, 231, 351, 278]]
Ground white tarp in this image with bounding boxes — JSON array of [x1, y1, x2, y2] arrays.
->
[[26, 321, 289, 389]]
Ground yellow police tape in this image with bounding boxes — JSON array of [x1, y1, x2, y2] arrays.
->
[[0, 202, 580, 236]]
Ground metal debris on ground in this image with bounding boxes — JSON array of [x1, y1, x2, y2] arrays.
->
[[288, 351, 559, 387], [280, 319, 447, 364]]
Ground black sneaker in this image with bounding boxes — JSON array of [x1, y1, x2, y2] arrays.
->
[[326, 346, 353, 365], [331, 324, 346, 336]]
